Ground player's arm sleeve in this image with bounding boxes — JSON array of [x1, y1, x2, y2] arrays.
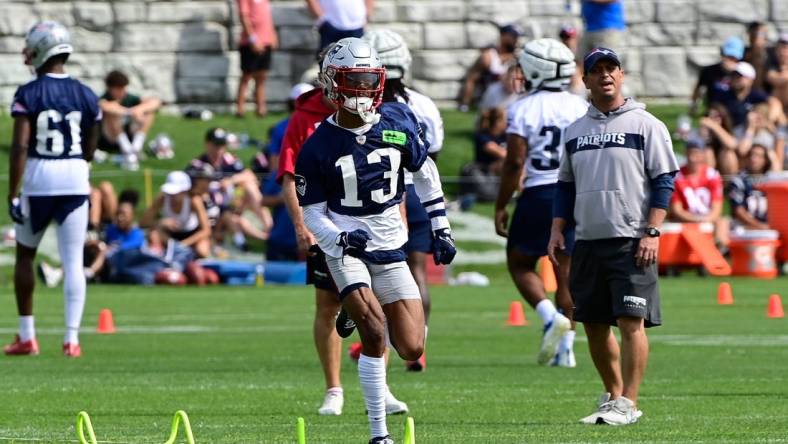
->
[[293, 144, 327, 207], [10, 87, 30, 117], [411, 157, 450, 232], [648, 172, 676, 210], [302, 202, 344, 258], [557, 140, 575, 183], [644, 119, 680, 178]]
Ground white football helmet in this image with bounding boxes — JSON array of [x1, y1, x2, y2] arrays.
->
[[24, 21, 73, 69], [320, 37, 385, 124], [518, 38, 575, 91], [363, 29, 412, 80]]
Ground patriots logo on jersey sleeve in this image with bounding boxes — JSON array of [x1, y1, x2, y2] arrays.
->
[[295, 174, 307, 196]]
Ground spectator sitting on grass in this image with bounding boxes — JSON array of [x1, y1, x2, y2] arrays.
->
[[474, 107, 508, 175], [727, 144, 776, 230], [669, 140, 730, 248], [141, 171, 212, 258], [98, 70, 161, 171], [692, 102, 738, 174]]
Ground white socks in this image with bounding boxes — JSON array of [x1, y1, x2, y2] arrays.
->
[[535, 299, 558, 325], [19, 316, 35, 342], [358, 354, 388, 439], [118, 132, 134, 154], [131, 132, 145, 154], [59, 201, 88, 346], [559, 329, 576, 352]]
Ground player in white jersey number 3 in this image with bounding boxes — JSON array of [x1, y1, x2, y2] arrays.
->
[[295, 38, 456, 444], [495, 38, 588, 367]]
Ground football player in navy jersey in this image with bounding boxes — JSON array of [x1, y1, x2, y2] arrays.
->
[[295, 38, 455, 444], [6, 21, 101, 358]]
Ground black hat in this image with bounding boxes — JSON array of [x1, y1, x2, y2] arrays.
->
[[205, 127, 228, 145], [499, 24, 522, 37]]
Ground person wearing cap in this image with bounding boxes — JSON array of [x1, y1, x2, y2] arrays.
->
[[580, 0, 626, 55], [188, 127, 272, 250], [185, 162, 222, 233], [141, 171, 212, 258], [458, 24, 520, 112], [548, 47, 679, 425], [766, 33, 788, 114], [691, 36, 744, 115], [715, 61, 771, 131], [669, 140, 729, 249]]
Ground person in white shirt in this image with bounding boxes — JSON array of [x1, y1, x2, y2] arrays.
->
[[306, 0, 374, 52]]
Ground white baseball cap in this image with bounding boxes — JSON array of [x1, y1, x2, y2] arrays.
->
[[289, 82, 314, 100], [734, 61, 756, 79], [161, 171, 192, 195]]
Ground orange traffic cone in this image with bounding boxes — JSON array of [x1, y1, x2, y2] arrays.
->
[[767, 294, 784, 319], [97, 309, 116, 334], [507, 301, 528, 326], [717, 282, 734, 305], [539, 256, 558, 293]]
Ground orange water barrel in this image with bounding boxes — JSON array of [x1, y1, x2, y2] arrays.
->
[[758, 181, 788, 262], [729, 230, 780, 278]]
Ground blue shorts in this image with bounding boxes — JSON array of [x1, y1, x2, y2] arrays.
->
[[507, 183, 575, 257], [405, 185, 433, 254]]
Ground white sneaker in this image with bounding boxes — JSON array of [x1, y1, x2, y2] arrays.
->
[[385, 390, 408, 415], [318, 388, 343, 416], [121, 154, 139, 171], [549, 347, 576, 368], [596, 396, 642, 426], [537, 313, 571, 365], [579, 392, 613, 424], [37, 261, 63, 288]]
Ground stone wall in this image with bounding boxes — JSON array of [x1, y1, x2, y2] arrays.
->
[[0, 0, 786, 109]]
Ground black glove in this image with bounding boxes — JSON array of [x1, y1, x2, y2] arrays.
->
[[8, 197, 23, 225], [432, 228, 456, 265], [337, 229, 372, 257]]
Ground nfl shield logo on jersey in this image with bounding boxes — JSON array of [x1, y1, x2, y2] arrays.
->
[[295, 174, 307, 196]]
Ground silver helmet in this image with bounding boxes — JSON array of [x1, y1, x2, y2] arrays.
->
[[24, 21, 73, 69]]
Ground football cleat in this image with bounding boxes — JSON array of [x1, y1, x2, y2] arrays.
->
[[369, 435, 394, 444], [385, 390, 408, 415], [549, 348, 576, 368], [335, 309, 356, 339], [595, 396, 642, 426], [348, 342, 362, 362], [537, 313, 571, 365], [580, 392, 613, 424], [63, 342, 81, 358], [37, 261, 63, 288], [3, 335, 39, 356], [405, 353, 426, 372], [318, 388, 343, 416]]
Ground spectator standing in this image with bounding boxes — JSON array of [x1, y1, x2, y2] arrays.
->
[[306, 0, 374, 52], [744, 21, 771, 92], [99, 70, 161, 171], [580, 0, 626, 54], [458, 25, 520, 112], [235, 0, 278, 118], [690, 37, 744, 115], [560, 24, 585, 95]]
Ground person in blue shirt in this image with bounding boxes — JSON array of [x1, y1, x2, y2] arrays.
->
[[581, 0, 626, 54]]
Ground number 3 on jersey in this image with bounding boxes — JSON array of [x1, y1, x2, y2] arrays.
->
[[531, 125, 560, 171], [35, 109, 82, 157], [335, 148, 401, 207]]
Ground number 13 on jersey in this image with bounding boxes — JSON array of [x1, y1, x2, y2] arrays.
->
[[335, 148, 401, 207]]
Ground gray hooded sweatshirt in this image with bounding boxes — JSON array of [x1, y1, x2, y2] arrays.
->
[[558, 98, 679, 240]]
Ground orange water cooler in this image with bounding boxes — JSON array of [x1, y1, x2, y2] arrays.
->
[[759, 181, 788, 262], [728, 230, 780, 278]]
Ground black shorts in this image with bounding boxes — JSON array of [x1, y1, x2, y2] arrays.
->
[[239, 45, 272, 73], [168, 228, 199, 242], [306, 246, 338, 293], [570, 238, 661, 327]]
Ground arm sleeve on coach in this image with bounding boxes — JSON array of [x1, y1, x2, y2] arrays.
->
[[649, 172, 676, 210], [302, 202, 344, 258], [553, 180, 576, 222], [557, 145, 575, 183], [411, 157, 450, 232], [644, 119, 680, 178]]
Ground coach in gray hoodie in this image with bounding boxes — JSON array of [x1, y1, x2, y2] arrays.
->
[[547, 47, 678, 426]]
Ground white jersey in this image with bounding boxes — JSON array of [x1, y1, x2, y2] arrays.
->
[[506, 90, 588, 188], [320, 0, 366, 30], [401, 88, 444, 185], [22, 158, 90, 196]]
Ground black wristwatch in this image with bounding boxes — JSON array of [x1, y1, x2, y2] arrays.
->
[[645, 226, 661, 238]]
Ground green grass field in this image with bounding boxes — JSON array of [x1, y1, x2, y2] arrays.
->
[[0, 277, 786, 443]]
